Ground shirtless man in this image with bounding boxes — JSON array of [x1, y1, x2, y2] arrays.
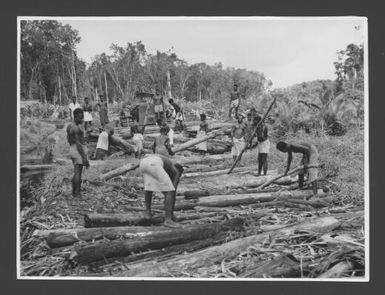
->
[[231, 115, 246, 161], [139, 154, 184, 227], [254, 115, 270, 176], [229, 83, 240, 119], [82, 97, 93, 133], [66, 108, 89, 198], [276, 141, 319, 196], [153, 124, 174, 156], [153, 89, 164, 124]]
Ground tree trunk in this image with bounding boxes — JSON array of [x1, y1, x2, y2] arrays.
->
[[109, 135, 136, 153], [109, 216, 340, 277], [104, 71, 109, 105], [183, 165, 260, 178], [167, 69, 172, 98], [98, 162, 139, 181], [70, 218, 244, 264], [153, 189, 326, 211], [84, 211, 220, 228], [172, 128, 229, 154]]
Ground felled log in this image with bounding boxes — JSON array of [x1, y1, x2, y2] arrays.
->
[[171, 128, 229, 154], [84, 211, 219, 228], [20, 164, 56, 173], [155, 189, 326, 211], [237, 254, 304, 278], [43, 225, 190, 248], [70, 217, 245, 264], [183, 165, 259, 178], [184, 190, 210, 199], [317, 261, 354, 278], [110, 215, 340, 277], [109, 135, 136, 153], [98, 162, 139, 181]]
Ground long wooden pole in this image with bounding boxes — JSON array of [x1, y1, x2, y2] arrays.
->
[[228, 95, 277, 174]]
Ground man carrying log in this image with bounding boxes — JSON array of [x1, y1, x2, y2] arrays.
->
[[139, 154, 184, 228], [66, 108, 89, 198], [276, 141, 319, 196], [231, 114, 246, 162]]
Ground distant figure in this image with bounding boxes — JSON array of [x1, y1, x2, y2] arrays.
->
[[169, 99, 184, 131], [139, 154, 184, 228], [66, 108, 89, 198], [97, 95, 109, 128], [153, 88, 164, 124], [68, 96, 81, 121], [131, 123, 144, 158], [196, 113, 208, 155], [95, 126, 113, 160], [254, 115, 270, 176], [153, 124, 174, 156], [82, 97, 93, 133], [229, 83, 240, 119], [231, 115, 246, 162], [276, 141, 319, 196]]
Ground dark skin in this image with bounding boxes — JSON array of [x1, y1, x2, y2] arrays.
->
[[229, 84, 240, 119], [277, 142, 317, 196], [231, 117, 245, 161], [154, 90, 164, 123], [143, 155, 183, 228], [66, 112, 89, 197], [153, 128, 174, 156]]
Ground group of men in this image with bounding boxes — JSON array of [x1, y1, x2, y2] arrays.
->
[[66, 85, 319, 228]]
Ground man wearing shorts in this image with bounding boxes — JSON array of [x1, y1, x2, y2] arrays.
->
[[66, 108, 89, 198], [139, 154, 184, 228], [231, 115, 246, 161]]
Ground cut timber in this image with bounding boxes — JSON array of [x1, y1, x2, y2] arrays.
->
[[317, 261, 354, 278], [172, 128, 229, 154], [43, 225, 194, 248], [98, 162, 139, 181], [155, 189, 326, 211], [84, 211, 219, 228], [110, 215, 340, 277], [70, 218, 244, 264], [20, 164, 56, 172], [109, 135, 136, 153], [184, 190, 210, 199], [183, 165, 259, 178], [237, 254, 303, 278]]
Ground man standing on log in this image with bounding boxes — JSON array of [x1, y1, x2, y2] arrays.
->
[[228, 83, 240, 119], [276, 141, 319, 196], [231, 115, 246, 162], [139, 154, 184, 228], [66, 108, 89, 198]]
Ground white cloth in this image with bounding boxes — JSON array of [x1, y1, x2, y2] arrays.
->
[[230, 99, 240, 108], [133, 133, 144, 152], [231, 137, 245, 156], [83, 111, 93, 122], [69, 102, 81, 116], [154, 104, 164, 112], [196, 130, 207, 151], [139, 155, 175, 192], [256, 139, 270, 154], [96, 131, 109, 151], [168, 128, 174, 146]]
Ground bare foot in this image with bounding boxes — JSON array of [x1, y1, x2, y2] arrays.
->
[[164, 219, 182, 228], [144, 211, 152, 220]]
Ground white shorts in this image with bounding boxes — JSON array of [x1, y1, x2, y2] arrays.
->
[[154, 104, 164, 112], [230, 99, 240, 108], [84, 112, 93, 122], [231, 137, 245, 156], [256, 139, 270, 154], [139, 155, 175, 192]]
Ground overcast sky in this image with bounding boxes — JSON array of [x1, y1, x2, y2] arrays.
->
[[59, 17, 366, 89]]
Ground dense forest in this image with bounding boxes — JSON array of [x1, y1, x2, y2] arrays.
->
[[20, 20, 364, 134]]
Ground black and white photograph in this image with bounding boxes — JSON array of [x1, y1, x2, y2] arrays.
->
[[17, 16, 368, 280]]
